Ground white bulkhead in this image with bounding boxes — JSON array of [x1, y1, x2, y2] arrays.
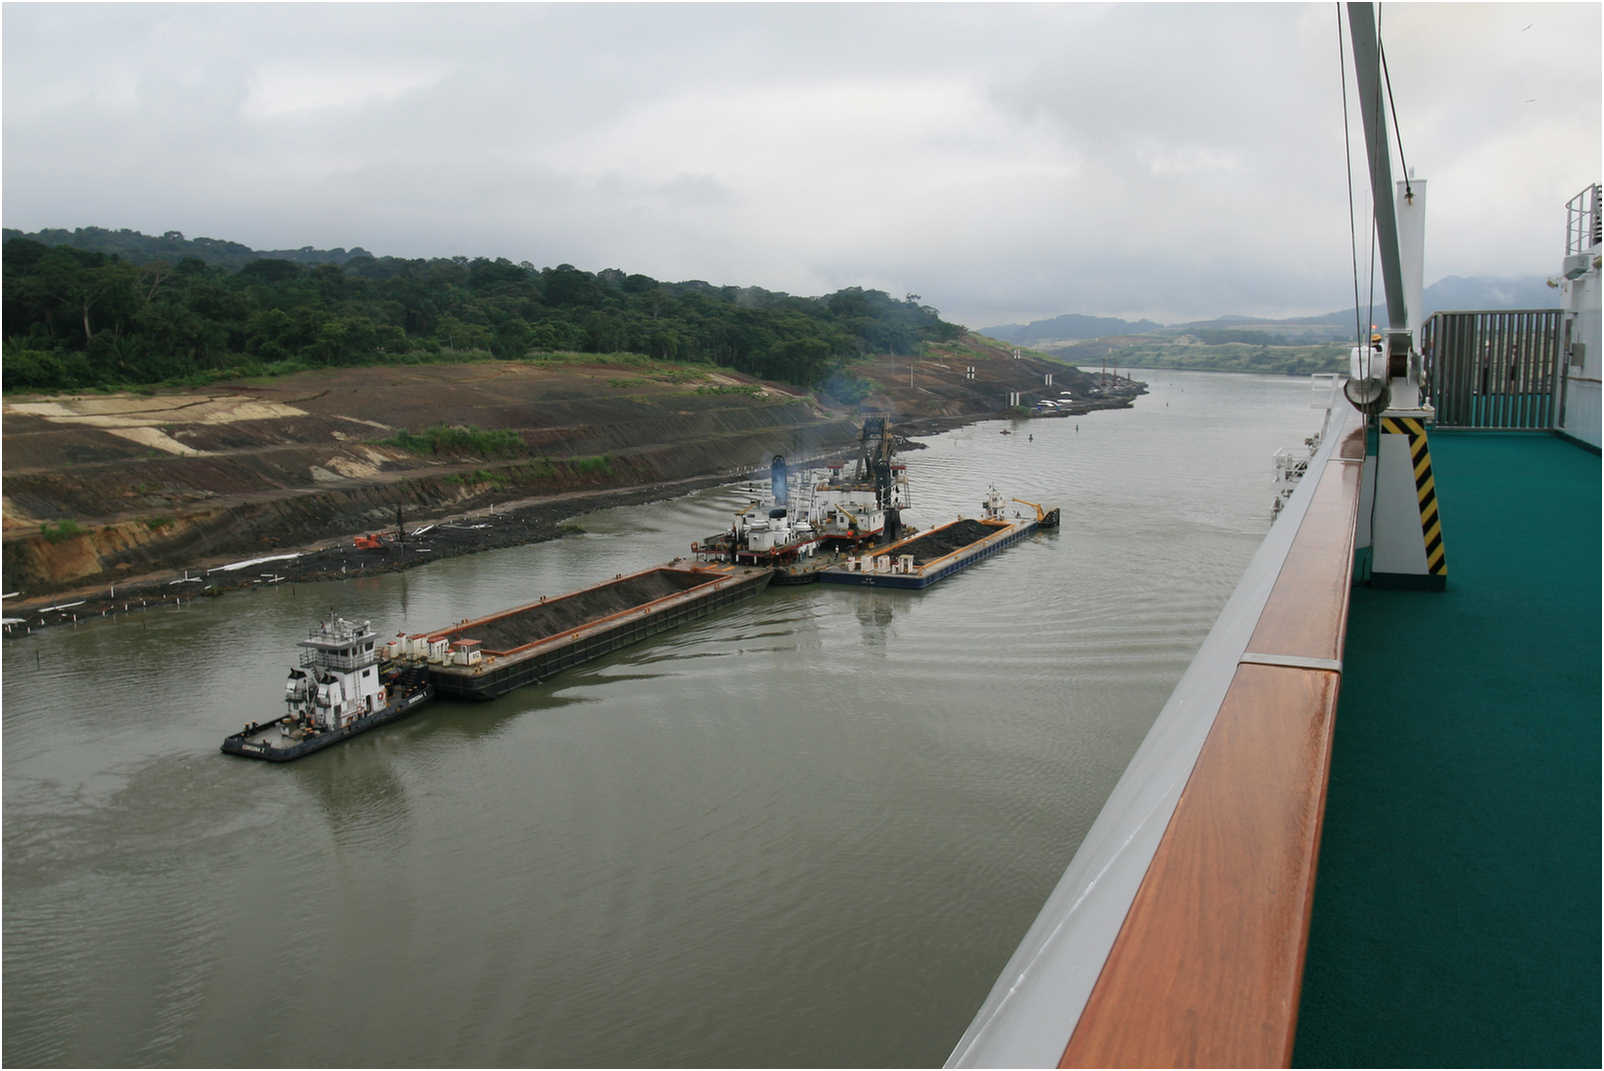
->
[[792, 521, 817, 556], [981, 486, 1007, 521], [286, 615, 388, 731], [821, 501, 884, 539]]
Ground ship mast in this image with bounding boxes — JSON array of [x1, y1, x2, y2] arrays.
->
[[1345, 2, 1447, 590], [1346, 1, 1428, 406], [1348, 2, 1407, 339]]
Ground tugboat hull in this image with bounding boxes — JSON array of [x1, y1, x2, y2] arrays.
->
[[222, 669, 434, 762]]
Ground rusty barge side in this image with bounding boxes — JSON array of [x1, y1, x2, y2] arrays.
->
[[423, 563, 773, 700]]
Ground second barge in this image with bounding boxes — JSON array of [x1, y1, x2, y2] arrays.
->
[[420, 562, 772, 700], [818, 487, 1058, 590]]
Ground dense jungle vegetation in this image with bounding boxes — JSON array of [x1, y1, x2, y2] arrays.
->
[[1, 227, 963, 393]]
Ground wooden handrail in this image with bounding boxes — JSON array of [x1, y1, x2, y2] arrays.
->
[[1059, 455, 1361, 1067]]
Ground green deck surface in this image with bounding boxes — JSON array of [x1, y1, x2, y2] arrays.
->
[[1295, 431, 1601, 1068]]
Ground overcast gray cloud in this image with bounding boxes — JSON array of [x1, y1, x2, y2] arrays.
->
[[3, 2, 1598, 327]]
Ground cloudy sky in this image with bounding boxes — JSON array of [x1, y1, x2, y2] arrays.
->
[[3, 3, 1598, 328]]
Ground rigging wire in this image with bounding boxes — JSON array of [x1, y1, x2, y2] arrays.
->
[[1364, 4, 1391, 583], [1379, 37, 1413, 200], [1364, 3, 1386, 367], [1336, 4, 1366, 359]]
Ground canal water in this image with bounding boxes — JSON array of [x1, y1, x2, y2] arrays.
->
[[3, 369, 1323, 1067]]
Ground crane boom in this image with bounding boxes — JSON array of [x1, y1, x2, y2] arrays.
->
[[1348, 2, 1409, 339]]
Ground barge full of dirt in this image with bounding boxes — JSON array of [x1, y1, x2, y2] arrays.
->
[[421, 563, 773, 700], [815, 489, 1060, 590]]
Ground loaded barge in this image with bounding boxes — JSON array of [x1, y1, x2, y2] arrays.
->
[[819, 487, 1059, 590], [422, 563, 772, 700]]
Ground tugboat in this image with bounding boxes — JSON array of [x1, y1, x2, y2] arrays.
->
[[221, 613, 433, 762]]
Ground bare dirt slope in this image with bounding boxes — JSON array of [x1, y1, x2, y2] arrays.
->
[[854, 333, 1140, 425], [2, 339, 1138, 603]]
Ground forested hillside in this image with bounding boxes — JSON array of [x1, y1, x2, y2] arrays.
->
[[1, 228, 962, 393], [0, 225, 378, 271]]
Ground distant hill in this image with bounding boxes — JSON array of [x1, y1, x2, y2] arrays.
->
[[1028, 273, 1560, 377], [1415, 274, 1558, 314], [986, 274, 1556, 347], [0, 226, 376, 271], [1270, 275, 1559, 331], [978, 312, 1163, 344]]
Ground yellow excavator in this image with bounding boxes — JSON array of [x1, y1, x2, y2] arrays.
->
[[1012, 498, 1061, 528]]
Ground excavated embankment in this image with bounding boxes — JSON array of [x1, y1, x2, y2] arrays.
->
[[3, 344, 1143, 614], [2, 423, 855, 599], [2, 361, 859, 601]]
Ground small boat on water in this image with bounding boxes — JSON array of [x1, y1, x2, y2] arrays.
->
[[220, 614, 434, 762]]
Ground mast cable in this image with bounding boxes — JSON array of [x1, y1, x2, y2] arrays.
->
[[1336, 4, 1366, 359], [1379, 37, 1412, 199], [1363, 3, 1386, 374]]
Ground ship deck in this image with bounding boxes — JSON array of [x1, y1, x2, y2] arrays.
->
[[1294, 430, 1601, 1066], [231, 719, 292, 749], [947, 420, 1600, 1069]]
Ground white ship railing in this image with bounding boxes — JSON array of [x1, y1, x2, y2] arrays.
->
[[299, 647, 378, 671], [1565, 182, 1601, 256]]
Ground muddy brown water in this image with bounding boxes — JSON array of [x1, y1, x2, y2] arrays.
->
[[3, 370, 1322, 1066]]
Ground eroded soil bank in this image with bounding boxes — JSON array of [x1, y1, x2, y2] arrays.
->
[[3, 343, 1142, 621]]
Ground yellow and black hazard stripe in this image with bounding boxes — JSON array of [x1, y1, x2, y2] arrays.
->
[[1380, 417, 1447, 576]]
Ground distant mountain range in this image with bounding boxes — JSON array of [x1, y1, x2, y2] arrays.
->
[[976, 311, 1166, 344], [980, 274, 1558, 344]]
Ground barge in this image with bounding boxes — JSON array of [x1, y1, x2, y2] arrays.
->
[[221, 615, 434, 762], [422, 562, 772, 700], [819, 487, 1058, 590]]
